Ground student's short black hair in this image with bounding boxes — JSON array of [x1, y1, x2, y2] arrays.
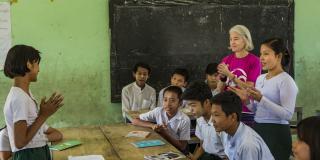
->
[[211, 91, 242, 121], [172, 68, 189, 82], [297, 116, 320, 160], [4, 45, 41, 79], [133, 62, 151, 74], [163, 86, 183, 101], [182, 81, 212, 104], [205, 63, 218, 75]]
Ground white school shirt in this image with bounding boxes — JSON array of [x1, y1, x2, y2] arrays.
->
[[0, 128, 11, 151], [3, 87, 49, 152], [121, 82, 156, 117], [195, 117, 225, 158], [249, 72, 298, 124], [204, 80, 220, 96], [139, 107, 190, 140], [220, 122, 274, 160]]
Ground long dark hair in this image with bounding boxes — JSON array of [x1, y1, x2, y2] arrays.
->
[[297, 116, 320, 160], [261, 38, 291, 71]]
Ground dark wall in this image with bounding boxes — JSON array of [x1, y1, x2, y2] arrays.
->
[[110, 0, 294, 102]]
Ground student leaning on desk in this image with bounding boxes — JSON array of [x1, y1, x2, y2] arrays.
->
[[131, 86, 190, 154]]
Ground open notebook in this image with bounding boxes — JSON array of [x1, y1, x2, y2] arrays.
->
[[126, 130, 151, 138]]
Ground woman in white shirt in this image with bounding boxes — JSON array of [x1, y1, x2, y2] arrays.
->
[[229, 38, 298, 160]]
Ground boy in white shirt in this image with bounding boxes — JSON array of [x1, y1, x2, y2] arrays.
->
[[0, 127, 11, 160], [121, 62, 156, 117], [157, 68, 189, 107], [211, 91, 274, 160], [132, 86, 190, 153], [205, 63, 224, 96], [182, 81, 226, 160]]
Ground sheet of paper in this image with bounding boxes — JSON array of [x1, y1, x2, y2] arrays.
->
[[68, 155, 105, 160], [0, 2, 12, 70]]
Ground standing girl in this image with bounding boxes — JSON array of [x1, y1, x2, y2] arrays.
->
[[3, 45, 64, 160]]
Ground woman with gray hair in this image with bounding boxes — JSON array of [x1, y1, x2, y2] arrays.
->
[[217, 25, 261, 114]]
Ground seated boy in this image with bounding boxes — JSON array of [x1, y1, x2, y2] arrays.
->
[[0, 127, 11, 160], [121, 62, 156, 117], [210, 91, 274, 160], [182, 81, 226, 160], [132, 86, 190, 152], [158, 68, 189, 108], [205, 63, 223, 96]]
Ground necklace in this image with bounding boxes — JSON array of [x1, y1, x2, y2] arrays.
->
[[266, 70, 284, 80]]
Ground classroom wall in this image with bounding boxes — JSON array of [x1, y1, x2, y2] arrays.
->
[[0, 0, 319, 127], [0, 0, 122, 127], [295, 0, 320, 117]]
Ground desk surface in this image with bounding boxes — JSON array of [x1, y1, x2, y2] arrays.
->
[[52, 126, 119, 160], [125, 109, 149, 122], [100, 124, 187, 160]]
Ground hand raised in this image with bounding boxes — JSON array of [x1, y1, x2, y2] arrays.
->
[[246, 87, 262, 102], [39, 92, 64, 119], [227, 86, 248, 101], [217, 63, 230, 76]]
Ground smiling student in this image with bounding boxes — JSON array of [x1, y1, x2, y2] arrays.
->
[[210, 91, 274, 160], [182, 81, 225, 160], [3, 45, 64, 160], [132, 86, 190, 153], [121, 62, 156, 117]]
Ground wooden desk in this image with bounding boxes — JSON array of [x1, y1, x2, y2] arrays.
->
[[100, 124, 187, 160], [52, 126, 119, 160], [125, 109, 149, 122]]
